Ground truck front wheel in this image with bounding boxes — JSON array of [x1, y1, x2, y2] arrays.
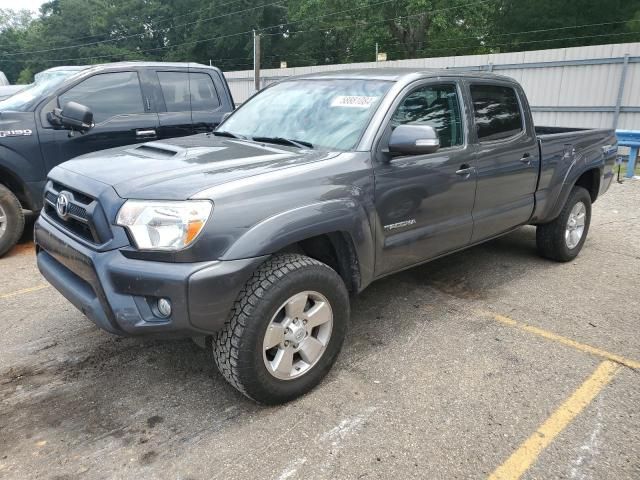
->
[[213, 254, 350, 404], [0, 184, 25, 258], [536, 185, 592, 262]]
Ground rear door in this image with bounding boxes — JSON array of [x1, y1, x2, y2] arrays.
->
[[188, 68, 227, 133], [153, 69, 194, 140], [373, 80, 476, 276], [467, 81, 539, 241], [42, 70, 159, 171]]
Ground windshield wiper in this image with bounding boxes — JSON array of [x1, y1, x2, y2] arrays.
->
[[252, 136, 313, 149], [212, 130, 247, 139]]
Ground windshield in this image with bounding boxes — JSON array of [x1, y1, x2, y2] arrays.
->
[[0, 70, 80, 111], [34, 67, 86, 84], [220, 79, 392, 150]]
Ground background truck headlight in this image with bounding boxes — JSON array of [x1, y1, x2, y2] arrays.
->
[[116, 200, 213, 250]]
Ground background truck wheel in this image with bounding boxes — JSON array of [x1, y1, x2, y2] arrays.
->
[[213, 253, 349, 405], [0, 184, 25, 258], [536, 185, 592, 262]]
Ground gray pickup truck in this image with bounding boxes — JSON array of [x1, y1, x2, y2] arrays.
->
[[35, 69, 617, 404]]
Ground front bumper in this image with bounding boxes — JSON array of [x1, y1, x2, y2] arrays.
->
[[35, 214, 267, 336]]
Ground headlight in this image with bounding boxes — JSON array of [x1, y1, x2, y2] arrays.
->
[[116, 200, 213, 250]]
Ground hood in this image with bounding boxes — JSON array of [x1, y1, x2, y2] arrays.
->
[[0, 85, 26, 101], [56, 134, 340, 200], [0, 111, 37, 144]]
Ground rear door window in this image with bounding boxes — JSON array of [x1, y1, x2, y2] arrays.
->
[[59, 72, 145, 123], [470, 84, 523, 141], [157, 71, 191, 112], [189, 73, 220, 111]]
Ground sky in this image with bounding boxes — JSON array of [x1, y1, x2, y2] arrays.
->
[[0, 0, 45, 13]]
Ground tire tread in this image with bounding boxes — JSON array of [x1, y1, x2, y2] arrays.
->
[[213, 253, 332, 401], [0, 184, 25, 258], [536, 186, 591, 262]]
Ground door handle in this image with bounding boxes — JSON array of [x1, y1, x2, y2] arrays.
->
[[136, 129, 157, 137], [520, 153, 532, 165], [456, 165, 475, 177]]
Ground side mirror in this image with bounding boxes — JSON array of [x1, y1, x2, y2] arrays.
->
[[55, 101, 94, 133], [388, 124, 440, 155]]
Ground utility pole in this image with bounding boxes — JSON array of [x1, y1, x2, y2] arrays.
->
[[375, 42, 379, 63], [253, 30, 261, 92]]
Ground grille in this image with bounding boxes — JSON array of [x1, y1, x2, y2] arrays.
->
[[44, 183, 99, 243]]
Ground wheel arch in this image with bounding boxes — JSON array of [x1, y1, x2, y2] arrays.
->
[[0, 164, 29, 209], [221, 199, 375, 291], [541, 166, 601, 224], [574, 167, 601, 203], [276, 232, 362, 293]]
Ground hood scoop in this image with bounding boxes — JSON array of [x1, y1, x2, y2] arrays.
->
[[133, 142, 183, 157]]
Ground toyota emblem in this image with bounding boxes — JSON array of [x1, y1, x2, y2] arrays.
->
[[56, 192, 71, 219]]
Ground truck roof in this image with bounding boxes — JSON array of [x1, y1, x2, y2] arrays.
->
[[294, 67, 514, 83], [79, 61, 219, 72]]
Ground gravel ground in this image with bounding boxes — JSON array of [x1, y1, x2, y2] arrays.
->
[[0, 181, 638, 480]]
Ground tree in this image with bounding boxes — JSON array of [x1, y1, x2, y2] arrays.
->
[[0, 0, 638, 82]]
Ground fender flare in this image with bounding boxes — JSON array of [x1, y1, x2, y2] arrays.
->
[[546, 161, 602, 223], [221, 198, 375, 287], [0, 148, 37, 210]]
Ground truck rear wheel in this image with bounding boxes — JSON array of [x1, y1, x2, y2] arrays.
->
[[536, 186, 591, 262], [213, 254, 349, 404], [0, 184, 25, 258]]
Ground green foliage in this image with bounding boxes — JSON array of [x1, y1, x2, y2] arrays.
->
[[16, 67, 34, 84], [0, 0, 638, 82]]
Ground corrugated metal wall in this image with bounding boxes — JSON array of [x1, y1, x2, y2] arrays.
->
[[224, 42, 640, 130]]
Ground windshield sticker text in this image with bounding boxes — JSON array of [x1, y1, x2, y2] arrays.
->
[[330, 96, 378, 108], [0, 129, 33, 138]]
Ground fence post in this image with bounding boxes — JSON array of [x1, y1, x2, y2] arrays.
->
[[613, 54, 630, 130], [253, 30, 261, 93]]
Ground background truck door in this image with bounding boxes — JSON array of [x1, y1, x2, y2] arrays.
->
[[154, 70, 194, 139], [467, 82, 540, 241], [42, 70, 159, 171], [153, 68, 227, 138], [373, 81, 476, 276], [189, 68, 227, 133]]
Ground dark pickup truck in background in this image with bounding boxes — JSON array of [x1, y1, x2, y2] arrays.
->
[[0, 61, 234, 256], [35, 69, 616, 404]]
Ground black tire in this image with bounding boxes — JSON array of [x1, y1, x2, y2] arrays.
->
[[213, 254, 349, 405], [0, 184, 25, 258], [536, 186, 592, 262]]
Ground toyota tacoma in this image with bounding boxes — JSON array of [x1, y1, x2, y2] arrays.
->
[[35, 69, 617, 404]]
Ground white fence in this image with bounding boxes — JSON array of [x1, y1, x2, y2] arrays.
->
[[224, 42, 640, 130]]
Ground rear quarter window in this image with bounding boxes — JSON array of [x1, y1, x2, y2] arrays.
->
[[470, 84, 523, 142]]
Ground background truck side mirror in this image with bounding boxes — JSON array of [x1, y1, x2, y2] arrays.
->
[[388, 124, 440, 155], [54, 101, 94, 133]]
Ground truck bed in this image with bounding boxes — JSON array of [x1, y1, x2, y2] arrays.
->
[[532, 125, 617, 224]]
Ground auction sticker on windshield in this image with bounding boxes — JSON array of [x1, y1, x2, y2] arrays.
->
[[330, 96, 379, 108]]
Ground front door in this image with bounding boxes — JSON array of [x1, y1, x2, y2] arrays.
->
[[373, 81, 477, 276], [468, 82, 539, 241], [43, 71, 159, 171]]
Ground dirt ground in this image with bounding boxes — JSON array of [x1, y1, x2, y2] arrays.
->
[[0, 180, 638, 480]]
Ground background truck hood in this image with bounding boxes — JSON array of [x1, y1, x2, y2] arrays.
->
[[56, 134, 340, 200]]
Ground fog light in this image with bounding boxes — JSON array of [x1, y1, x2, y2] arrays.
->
[[156, 298, 172, 318]]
